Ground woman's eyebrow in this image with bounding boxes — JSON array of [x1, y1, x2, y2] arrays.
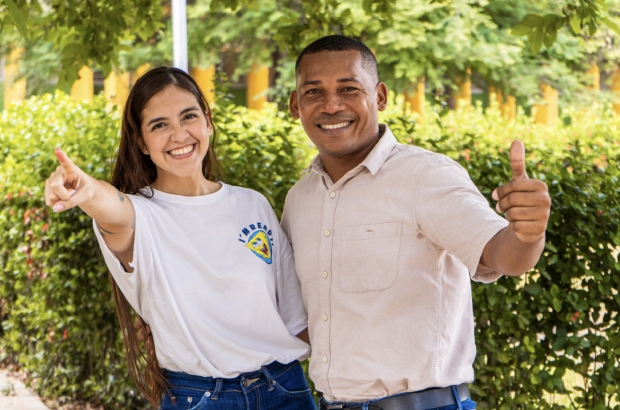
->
[[146, 107, 200, 126], [146, 116, 167, 126], [179, 106, 200, 115]]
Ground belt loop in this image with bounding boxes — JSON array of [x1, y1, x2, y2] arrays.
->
[[260, 365, 275, 391], [451, 385, 463, 410], [211, 378, 223, 400]]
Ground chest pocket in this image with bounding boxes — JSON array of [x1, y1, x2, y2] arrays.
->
[[337, 222, 402, 293]]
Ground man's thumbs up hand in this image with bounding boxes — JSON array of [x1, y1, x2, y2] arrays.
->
[[509, 140, 528, 180], [492, 141, 551, 243]]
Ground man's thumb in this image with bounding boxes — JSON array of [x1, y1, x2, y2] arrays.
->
[[509, 140, 528, 180]]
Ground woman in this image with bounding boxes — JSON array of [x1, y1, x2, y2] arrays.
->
[[44, 67, 315, 410]]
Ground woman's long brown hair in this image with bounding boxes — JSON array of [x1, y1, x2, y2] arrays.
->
[[108, 67, 222, 406]]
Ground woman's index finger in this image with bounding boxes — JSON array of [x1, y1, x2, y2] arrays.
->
[[54, 147, 76, 172]]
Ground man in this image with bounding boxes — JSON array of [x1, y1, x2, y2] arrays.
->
[[280, 35, 551, 410]]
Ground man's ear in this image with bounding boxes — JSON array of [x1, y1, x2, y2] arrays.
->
[[376, 82, 388, 112], [289, 90, 300, 120]]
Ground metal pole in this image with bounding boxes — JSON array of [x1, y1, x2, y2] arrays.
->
[[172, 0, 188, 72]]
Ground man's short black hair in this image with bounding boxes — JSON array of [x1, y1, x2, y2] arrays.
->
[[295, 35, 378, 82]]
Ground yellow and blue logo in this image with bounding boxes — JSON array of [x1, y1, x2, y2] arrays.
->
[[238, 222, 274, 264]]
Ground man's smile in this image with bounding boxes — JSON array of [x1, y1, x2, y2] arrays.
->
[[318, 121, 353, 130]]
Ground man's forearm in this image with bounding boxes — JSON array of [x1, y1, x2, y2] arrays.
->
[[480, 227, 545, 277]]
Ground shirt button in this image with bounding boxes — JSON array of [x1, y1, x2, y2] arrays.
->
[[324, 230, 331, 237], [321, 271, 328, 279], [322, 355, 328, 363], [329, 192, 336, 198], [322, 314, 328, 321]]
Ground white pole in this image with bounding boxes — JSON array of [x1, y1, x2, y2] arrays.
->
[[172, 0, 188, 72]]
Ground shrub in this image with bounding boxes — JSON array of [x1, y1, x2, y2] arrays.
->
[[0, 92, 618, 409], [0, 94, 137, 407]]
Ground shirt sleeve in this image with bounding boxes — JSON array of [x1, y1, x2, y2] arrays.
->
[[273, 203, 308, 336], [414, 155, 509, 283], [280, 194, 292, 239], [91, 195, 153, 315]]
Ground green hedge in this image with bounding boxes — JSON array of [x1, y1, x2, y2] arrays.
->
[[0, 93, 618, 409]]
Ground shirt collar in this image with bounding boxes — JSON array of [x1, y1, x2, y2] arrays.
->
[[303, 124, 397, 177]]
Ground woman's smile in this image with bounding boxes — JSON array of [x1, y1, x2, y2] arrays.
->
[[167, 143, 196, 158]]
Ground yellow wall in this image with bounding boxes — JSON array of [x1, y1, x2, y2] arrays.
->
[[534, 83, 559, 126], [104, 72, 130, 107], [247, 64, 269, 110], [4, 47, 26, 107], [404, 78, 425, 122], [134, 63, 151, 82], [612, 69, 620, 115], [454, 69, 471, 110], [587, 64, 600, 91], [70, 66, 94, 101], [191, 66, 216, 104], [488, 86, 516, 120]]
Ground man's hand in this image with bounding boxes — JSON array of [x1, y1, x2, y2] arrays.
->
[[481, 140, 551, 277], [491, 140, 551, 243]]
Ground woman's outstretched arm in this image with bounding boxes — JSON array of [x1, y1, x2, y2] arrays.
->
[[44, 148, 136, 260]]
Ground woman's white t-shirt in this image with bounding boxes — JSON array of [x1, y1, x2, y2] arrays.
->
[[93, 183, 309, 378]]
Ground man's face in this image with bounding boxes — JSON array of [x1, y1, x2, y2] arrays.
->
[[289, 50, 387, 160]]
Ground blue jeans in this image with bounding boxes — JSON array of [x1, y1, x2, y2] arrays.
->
[[320, 385, 476, 410], [160, 360, 316, 410]]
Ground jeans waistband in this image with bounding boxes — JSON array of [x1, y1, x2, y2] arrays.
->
[[163, 360, 298, 391]]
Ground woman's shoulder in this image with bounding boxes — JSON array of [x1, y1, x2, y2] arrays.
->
[[225, 184, 270, 203]]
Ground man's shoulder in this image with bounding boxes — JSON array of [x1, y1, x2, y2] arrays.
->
[[286, 170, 320, 197], [388, 141, 463, 172]]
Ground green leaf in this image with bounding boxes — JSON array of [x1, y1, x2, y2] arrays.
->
[[524, 283, 542, 296], [521, 14, 544, 27], [529, 28, 544, 54], [511, 25, 533, 36], [5, 0, 28, 38], [544, 29, 557, 49], [588, 19, 598, 36], [570, 13, 582, 34], [602, 17, 620, 34], [542, 14, 559, 25], [210, 0, 222, 12], [362, 0, 373, 15], [545, 242, 558, 253]]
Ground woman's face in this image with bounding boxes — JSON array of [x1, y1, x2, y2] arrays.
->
[[140, 85, 211, 186]]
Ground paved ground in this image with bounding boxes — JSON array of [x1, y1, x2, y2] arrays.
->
[[0, 368, 49, 410]]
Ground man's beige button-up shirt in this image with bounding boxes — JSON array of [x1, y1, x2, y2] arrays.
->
[[281, 125, 509, 402]]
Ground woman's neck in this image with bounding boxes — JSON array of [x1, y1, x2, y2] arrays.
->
[[151, 176, 221, 196]]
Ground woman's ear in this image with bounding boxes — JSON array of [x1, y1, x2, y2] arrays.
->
[[139, 139, 149, 155], [206, 110, 214, 134]]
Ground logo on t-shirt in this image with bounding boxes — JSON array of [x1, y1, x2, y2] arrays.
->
[[238, 222, 274, 264]]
